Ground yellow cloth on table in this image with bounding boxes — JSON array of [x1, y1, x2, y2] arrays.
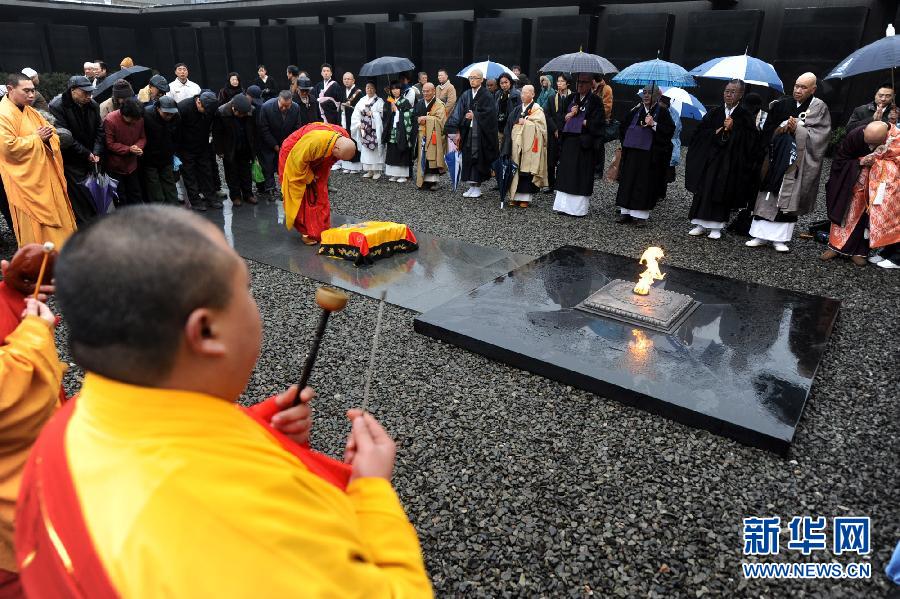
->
[[0, 96, 76, 248], [66, 373, 432, 598], [319, 221, 417, 265], [281, 128, 339, 232], [0, 316, 62, 571]]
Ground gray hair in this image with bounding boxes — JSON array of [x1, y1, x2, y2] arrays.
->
[[278, 90, 292, 101]]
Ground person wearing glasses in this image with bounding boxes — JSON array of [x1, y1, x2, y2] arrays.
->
[[446, 70, 499, 198], [0, 73, 77, 248]]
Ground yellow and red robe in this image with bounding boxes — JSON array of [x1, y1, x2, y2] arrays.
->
[[15, 374, 432, 598], [278, 122, 350, 241]]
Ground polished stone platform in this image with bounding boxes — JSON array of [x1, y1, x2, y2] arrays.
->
[[202, 201, 533, 313], [414, 246, 841, 454]]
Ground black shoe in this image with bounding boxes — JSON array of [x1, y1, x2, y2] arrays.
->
[[615, 214, 632, 224], [634, 218, 648, 228], [191, 201, 208, 212], [208, 200, 223, 209]]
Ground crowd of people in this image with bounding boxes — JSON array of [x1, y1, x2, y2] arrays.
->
[[3, 57, 897, 266]]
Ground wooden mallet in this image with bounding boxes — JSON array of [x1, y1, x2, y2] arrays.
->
[[32, 242, 55, 300], [294, 286, 349, 406]]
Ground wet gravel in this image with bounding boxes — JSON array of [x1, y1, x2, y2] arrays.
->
[[2, 143, 896, 597]]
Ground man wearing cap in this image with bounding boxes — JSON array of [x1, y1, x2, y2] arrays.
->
[[213, 94, 258, 206], [20, 69, 47, 111], [0, 73, 76, 247], [294, 75, 321, 126], [100, 79, 135, 120], [49, 76, 104, 225], [143, 96, 181, 204], [177, 91, 219, 211], [138, 74, 170, 108], [168, 63, 202, 104]]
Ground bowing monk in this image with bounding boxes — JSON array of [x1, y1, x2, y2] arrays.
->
[[279, 122, 358, 245], [0, 74, 76, 248], [15, 206, 432, 598]]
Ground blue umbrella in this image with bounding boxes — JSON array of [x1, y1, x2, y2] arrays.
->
[[491, 155, 518, 209], [636, 86, 707, 120], [825, 26, 899, 83], [458, 60, 518, 81], [445, 147, 462, 191], [613, 58, 696, 88], [689, 54, 784, 92]]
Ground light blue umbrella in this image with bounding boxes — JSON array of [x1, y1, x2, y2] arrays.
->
[[637, 86, 707, 120], [445, 147, 462, 191], [689, 53, 784, 92], [613, 58, 696, 88], [457, 60, 518, 81]]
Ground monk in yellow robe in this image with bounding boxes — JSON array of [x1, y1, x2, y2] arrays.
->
[[413, 83, 447, 190], [278, 122, 358, 245], [501, 85, 548, 207], [16, 206, 432, 598], [0, 74, 76, 248]]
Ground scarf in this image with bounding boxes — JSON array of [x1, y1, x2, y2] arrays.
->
[[360, 96, 379, 150]]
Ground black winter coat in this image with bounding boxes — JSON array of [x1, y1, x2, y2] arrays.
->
[[48, 91, 104, 177], [142, 106, 181, 168], [177, 97, 214, 155], [258, 98, 300, 150]]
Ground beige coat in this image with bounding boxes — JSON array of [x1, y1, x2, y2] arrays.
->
[[415, 98, 448, 188], [507, 104, 548, 199], [436, 82, 457, 117]]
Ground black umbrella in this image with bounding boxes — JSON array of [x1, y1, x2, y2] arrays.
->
[[92, 66, 153, 102], [359, 56, 415, 77], [540, 51, 619, 75], [491, 155, 518, 210]]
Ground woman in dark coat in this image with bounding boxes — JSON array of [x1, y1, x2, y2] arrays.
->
[[382, 81, 415, 183], [218, 73, 244, 104], [614, 87, 675, 226]]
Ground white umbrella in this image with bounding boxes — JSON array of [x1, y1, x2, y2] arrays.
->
[[637, 86, 706, 120], [457, 60, 518, 81]]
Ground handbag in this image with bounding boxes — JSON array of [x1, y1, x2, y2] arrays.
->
[[602, 119, 620, 143], [622, 108, 656, 151], [251, 159, 265, 184], [605, 148, 622, 183]]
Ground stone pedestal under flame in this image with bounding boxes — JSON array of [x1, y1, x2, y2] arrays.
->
[[575, 279, 699, 334]]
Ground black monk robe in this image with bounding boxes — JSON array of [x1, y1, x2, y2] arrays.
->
[[615, 103, 675, 212], [446, 87, 499, 183], [685, 104, 760, 223]]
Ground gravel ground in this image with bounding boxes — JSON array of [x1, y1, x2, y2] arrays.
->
[[2, 144, 897, 597]]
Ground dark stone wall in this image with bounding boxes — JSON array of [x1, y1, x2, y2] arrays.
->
[[0, 0, 890, 122]]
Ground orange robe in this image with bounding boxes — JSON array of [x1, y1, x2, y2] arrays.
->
[[0, 96, 76, 249], [279, 123, 349, 241], [16, 375, 433, 598]]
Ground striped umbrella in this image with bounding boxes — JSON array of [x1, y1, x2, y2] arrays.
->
[[540, 51, 618, 75], [457, 60, 518, 81], [689, 54, 784, 92]]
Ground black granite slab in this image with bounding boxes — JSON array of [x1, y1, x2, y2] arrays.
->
[[202, 201, 534, 313], [414, 246, 841, 455]]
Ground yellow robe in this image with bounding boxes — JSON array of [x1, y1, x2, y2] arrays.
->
[[0, 96, 76, 248], [66, 374, 433, 598], [507, 104, 548, 200], [415, 98, 447, 189], [0, 316, 62, 571], [281, 128, 339, 233]]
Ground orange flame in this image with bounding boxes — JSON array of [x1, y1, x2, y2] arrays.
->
[[633, 247, 665, 296]]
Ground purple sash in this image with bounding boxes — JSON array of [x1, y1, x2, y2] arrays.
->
[[623, 109, 653, 151], [563, 111, 586, 134]]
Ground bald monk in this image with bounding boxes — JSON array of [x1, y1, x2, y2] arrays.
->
[[0, 74, 76, 248], [15, 206, 432, 598], [0, 244, 63, 594], [822, 121, 891, 265], [279, 122, 358, 245], [748, 72, 831, 252]]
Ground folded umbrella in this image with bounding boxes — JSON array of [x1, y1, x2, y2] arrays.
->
[[540, 51, 618, 75], [613, 58, 696, 88], [79, 166, 118, 215], [491, 155, 518, 209], [458, 60, 518, 81], [92, 66, 153, 102], [359, 56, 416, 77], [689, 53, 784, 92], [445, 146, 462, 192]]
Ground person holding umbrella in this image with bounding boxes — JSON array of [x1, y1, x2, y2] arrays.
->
[[846, 83, 895, 131], [613, 87, 675, 226], [552, 73, 606, 217], [684, 79, 760, 240], [446, 69, 499, 198], [48, 76, 104, 225]]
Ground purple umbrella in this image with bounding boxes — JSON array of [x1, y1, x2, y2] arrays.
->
[[79, 166, 118, 215]]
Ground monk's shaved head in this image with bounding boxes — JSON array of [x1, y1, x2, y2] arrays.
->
[[863, 120, 890, 146], [793, 72, 817, 103], [57, 206, 238, 385], [332, 136, 358, 161], [520, 84, 535, 104], [422, 82, 435, 92]]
